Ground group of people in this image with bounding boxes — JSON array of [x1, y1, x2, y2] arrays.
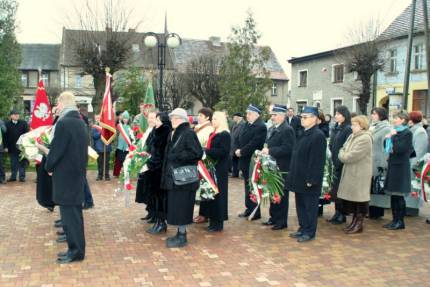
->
[[4, 87, 430, 263]]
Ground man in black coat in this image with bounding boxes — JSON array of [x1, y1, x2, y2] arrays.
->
[[235, 105, 267, 220], [287, 106, 326, 242], [0, 119, 6, 184], [286, 108, 301, 137], [261, 105, 295, 230], [45, 92, 88, 263], [5, 110, 28, 182], [328, 105, 352, 224], [230, 112, 245, 178]]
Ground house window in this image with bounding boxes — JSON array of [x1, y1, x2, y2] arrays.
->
[[413, 44, 425, 70], [21, 72, 28, 87], [28, 71, 38, 88], [132, 44, 140, 53], [298, 70, 307, 87], [296, 101, 308, 113], [388, 49, 397, 73], [332, 64, 344, 83], [332, 99, 343, 116], [271, 81, 278, 96], [41, 72, 49, 87], [75, 74, 83, 89]]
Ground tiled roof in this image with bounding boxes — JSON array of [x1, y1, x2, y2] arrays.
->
[[60, 29, 287, 80], [379, 0, 430, 40], [19, 44, 60, 70]]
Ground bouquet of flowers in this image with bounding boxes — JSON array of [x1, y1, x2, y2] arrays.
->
[[17, 126, 52, 163], [248, 150, 285, 220], [411, 155, 430, 204], [321, 157, 333, 202], [196, 156, 219, 201]]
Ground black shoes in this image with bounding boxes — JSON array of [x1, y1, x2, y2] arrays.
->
[[56, 255, 84, 264], [54, 220, 63, 228], [56, 230, 65, 236], [147, 220, 167, 234], [96, 176, 102, 181], [7, 178, 16, 182], [250, 215, 261, 221], [105, 176, 110, 181], [297, 234, 315, 243], [56, 234, 67, 243], [426, 218, 430, 224], [262, 219, 274, 226], [166, 232, 187, 248], [328, 211, 346, 225], [19, 178, 25, 182], [387, 220, 405, 230], [271, 224, 288, 231], [382, 221, 394, 228], [238, 211, 250, 218], [289, 231, 303, 239]]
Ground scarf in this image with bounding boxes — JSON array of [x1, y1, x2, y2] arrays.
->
[[52, 106, 79, 140], [384, 125, 408, 154]]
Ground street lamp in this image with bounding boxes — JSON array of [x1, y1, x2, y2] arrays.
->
[[143, 32, 182, 111]]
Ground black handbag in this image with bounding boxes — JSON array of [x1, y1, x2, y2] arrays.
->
[[172, 165, 199, 186], [169, 135, 200, 186], [371, 167, 385, 195]]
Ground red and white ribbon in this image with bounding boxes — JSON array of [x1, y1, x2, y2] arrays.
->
[[197, 160, 219, 195], [248, 158, 262, 221], [117, 123, 132, 147], [420, 162, 430, 202]]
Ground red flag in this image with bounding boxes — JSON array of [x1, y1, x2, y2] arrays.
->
[[99, 73, 116, 145], [30, 80, 53, 129]]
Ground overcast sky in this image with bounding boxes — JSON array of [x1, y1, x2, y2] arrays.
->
[[16, 0, 411, 77]]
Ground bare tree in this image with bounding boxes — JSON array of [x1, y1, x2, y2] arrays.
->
[[183, 54, 221, 109], [337, 19, 385, 115], [164, 72, 193, 110], [45, 86, 61, 108], [65, 0, 143, 112]]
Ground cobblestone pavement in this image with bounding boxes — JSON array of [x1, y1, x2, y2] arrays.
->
[[1, 172, 430, 287]]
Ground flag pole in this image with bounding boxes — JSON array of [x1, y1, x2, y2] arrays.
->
[[103, 144, 106, 179]]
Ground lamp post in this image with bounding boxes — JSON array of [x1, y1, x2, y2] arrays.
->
[[143, 32, 182, 111]]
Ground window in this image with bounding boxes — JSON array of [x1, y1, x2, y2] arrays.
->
[[21, 72, 28, 87], [331, 98, 343, 116], [132, 43, 140, 53], [41, 72, 49, 87], [388, 49, 397, 73], [28, 71, 38, 88], [413, 44, 425, 70], [298, 70, 307, 87], [332, 64, 344, 83], [296, 101, 308, 113], [271, 81, 278, 96], [352, 97, 362, 114], [75, 74, 83, 89]]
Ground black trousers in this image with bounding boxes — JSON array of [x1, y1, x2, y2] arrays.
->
[[269, 189, 289, 226], [0, 151, 5, 180], [9, 152, 26, 180], [231, 155, 239, 177], [242, 166, 260, 217], [295, 192, 319, 237], [59, 205, 85, 258], [97, 152, 110, 178]]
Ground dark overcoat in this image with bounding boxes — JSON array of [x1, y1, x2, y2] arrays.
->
[[36, 155, 54, 208], [201, 131, 231, 222], [161, 122, 203, 225], [329, 123, 352, 194], [286, 125, 327, 195], [5, 120, 28, 154], [267, 121, 295, 172], [236, 118, 267, 174], [135, 123, 171, 203], [385, 129, 414, 194], [45, 111, 88, 206]]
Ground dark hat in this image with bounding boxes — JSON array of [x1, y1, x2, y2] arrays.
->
[[9, 109, 19, 115], [233, 112, 243, 117], [301, 106, 319, 116], [270, 104, 287, 114], [246, 104, 262, 114]]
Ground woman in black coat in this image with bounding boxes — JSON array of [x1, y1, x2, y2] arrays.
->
[[328, 105, 352, 224], [161, 108, 203, 248], [140, 112, 171, 234], [200, 111, 231, 232], [383, 112, 414, 230]]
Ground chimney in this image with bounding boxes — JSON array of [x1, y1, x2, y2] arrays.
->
[[128, 28, 136, 33], [106, 27, 112, 33], [209, 36, 221, 47]]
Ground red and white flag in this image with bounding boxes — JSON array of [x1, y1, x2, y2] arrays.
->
[[31, 80, 53, 129], [99, 73, 116, 145]]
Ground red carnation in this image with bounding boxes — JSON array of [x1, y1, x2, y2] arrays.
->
[[250, 194, 257, 203], [128, 154, 134, 159], [133, 126, 140, 132], [35, 137, 42, 144], [411, 191, 419, 198], [125, 183, 133, 190], [136, 133, 143, 140], [273, 193, 281, 204], [323, 193, 331, 200], [129, 145, 136, 152]]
